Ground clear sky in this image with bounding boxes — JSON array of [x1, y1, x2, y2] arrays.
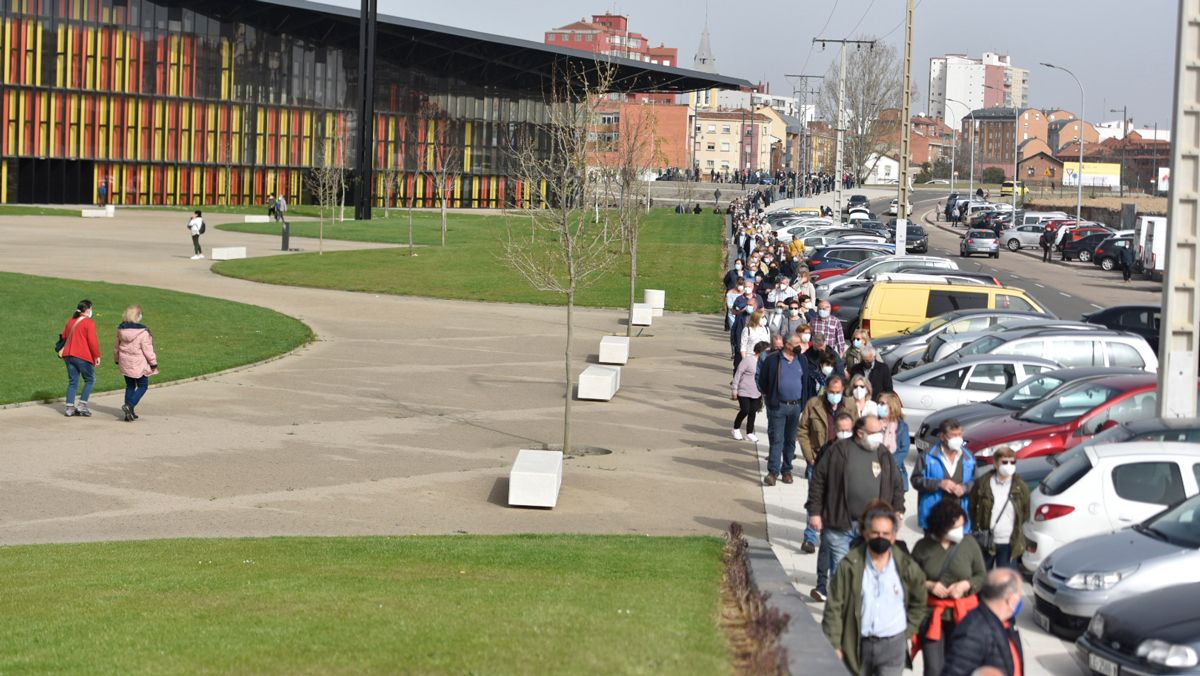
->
[[325, 0, 1177, 129]]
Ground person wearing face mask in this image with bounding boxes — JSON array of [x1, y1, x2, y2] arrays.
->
[[812, 355, 839, 392], [772, 301, 807, 339], [59, 299, 101, 417], [911, 499, 987, 676], [795, 271, 817, 307], [806, 414, 906, 603], [811, 412, 855, 590], [799, 376, 848, 555], [723, 259, 746, 291], [812, 300, 848, 356], [849, 343, 894, 396], [875, 392, 911, 492], [755, 334, 810, 487], [725, 281, 745, 331], [114, 305, 160, 422], [738, 310, 770, 372], [941, 569, 1026, 676], [822, 501, 928, 676], [844, 329, 871, 373], [729, 283, 763, 364], [968, 447, 1031, 570], [912, 419, 977, 533], [847, 374, 875, 419], [768, 276, 798, 307]]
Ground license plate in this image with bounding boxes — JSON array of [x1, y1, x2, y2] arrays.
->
[[1088, 652, 1119, 676], [1033, 609, 1051, 632]]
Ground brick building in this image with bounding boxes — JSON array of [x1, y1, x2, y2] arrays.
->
[[544, 13, 679, 104], [590, 102, 690, 171]]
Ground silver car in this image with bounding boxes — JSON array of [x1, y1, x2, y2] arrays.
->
[[1003, 224, 1045, 251], [960, 229, 1000, 258], [893, 355, 1060, 433], [1032, 492, 1200, 638], [874, 309, 1055, 372], [815, 254, 958, 298]]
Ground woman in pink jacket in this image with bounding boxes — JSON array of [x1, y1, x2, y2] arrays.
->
[[730, 340, 769, 442], [114, 305, 159, 422]]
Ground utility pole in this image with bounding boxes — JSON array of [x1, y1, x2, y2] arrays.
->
[[1110, 105, 1128, 197], [813, 38, 876, 217], [895, 0, 916, 254], [785, 73, 823, 205], [353, 0, 379, 220]]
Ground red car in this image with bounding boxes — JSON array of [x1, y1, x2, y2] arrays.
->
[[963, 373, 1182, 463], [810, 267, 850, 282]]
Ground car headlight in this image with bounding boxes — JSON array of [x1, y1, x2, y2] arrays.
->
[[1137, 640, 1200, 668], [977, 440, 1032, 457], [1088, 613, 1105, 638], [877, 343, 897, 355], [1065, 567, 1137, 591]]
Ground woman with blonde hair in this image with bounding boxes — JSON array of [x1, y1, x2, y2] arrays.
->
[[847, 374, 874, 419], [739, 309, 770, 364], [876, 391, 911, 491], [844, 329, 871, 373], [114, 305, 159, 422]]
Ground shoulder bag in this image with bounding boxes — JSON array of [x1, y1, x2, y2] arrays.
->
[[55, 317, 84, 358], [973, 483, 1012, 554]]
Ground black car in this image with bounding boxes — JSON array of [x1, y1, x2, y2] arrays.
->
[[828, 284, 872, 336], [1082, 304, 1160, 353], [891, 224, 929, 253], [1078, 582, 1200, 676], [843, 194, 870, 214], [1092, 237, 1134, 271], [1061, 232, 1110, 262]]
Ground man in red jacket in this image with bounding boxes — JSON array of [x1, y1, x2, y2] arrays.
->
[[61, 300, 101, 417]]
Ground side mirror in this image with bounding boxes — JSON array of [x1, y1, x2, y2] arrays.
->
[[1098, 419, 1120, 433]]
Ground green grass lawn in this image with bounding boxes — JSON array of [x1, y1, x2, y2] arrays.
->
[[1, 271, 312, 405], [214, 209, 725, 313], [0, 535, 730, 675], [0, 205, 84, 217], [130, 203, 326, 217]]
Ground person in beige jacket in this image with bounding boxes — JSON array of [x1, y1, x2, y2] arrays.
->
[[114, 305, 159, 422]]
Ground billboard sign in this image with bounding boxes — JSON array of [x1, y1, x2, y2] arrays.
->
[[1062, 162, 1121, 189]]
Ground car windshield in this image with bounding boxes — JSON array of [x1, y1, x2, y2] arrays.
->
[[901, 316, 949, 336], [907, 226, 925, 236], [843, 258, 880, 276], [957, 335, 1006, 357], [992, 374, 1066, 410], [894, 359, 960, 383], [1143, 494, 1200, 548], [968, 230, 994, 238], [1016, 383, 1122, 425]]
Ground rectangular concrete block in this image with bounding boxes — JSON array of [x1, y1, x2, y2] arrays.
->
[[244, 215, 271, 223], [577, 365, 621, 401], [644, 288, 666, 310], [104, 205, 115, 216], [508, 449, 563, 508], [81, 209, 110, 218], [211, 246, 247, 260], [598, 335, 630, 365], [631, 303, 653, 326]]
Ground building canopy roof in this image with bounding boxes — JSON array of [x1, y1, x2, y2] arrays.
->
[[211, 0, 750, 94]]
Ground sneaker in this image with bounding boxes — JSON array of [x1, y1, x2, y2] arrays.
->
[[801, 541, 816, 554], [731, 429, 743, 440], [745, 433, 759, 443], [810, 588, 827, 603], [64, 406, 76, 417], [763, 473, 777, 487], [197, 253, 205, 259], [77, 403, 92, 417], [190, 255, 199, 260], [121, 404, 134, 422]]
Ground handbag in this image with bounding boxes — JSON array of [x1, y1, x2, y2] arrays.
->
[[973, 483, 1013, 554], [55, 317, 84, 358]]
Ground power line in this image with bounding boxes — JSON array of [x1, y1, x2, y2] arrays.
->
[[844, 0, 878, 39], [878, 0, 922, 40], [797, 0, 841, 77]]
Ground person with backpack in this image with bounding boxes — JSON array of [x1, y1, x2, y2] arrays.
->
[[188, 210, 205, 259], [59, 299, 101, 417], [114, 305, 159, 422]]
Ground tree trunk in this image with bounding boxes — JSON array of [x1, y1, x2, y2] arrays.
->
[[563, 288, 574, 455], [440, 189, 447, 246], [408, 205, 414, 256], [627, 237, 638, 338]]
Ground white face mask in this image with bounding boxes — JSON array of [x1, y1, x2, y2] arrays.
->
[[836, 430, 853, 440], [853, 386, 867, 400], [790, 310, 800, 318], [864, 432, 884, 447], [946, 436, 965, 452], [821, 366, 834, 376], [946, 526, 965, 544], [998, 463, 1017, 478], [800, 333, 812, 342]]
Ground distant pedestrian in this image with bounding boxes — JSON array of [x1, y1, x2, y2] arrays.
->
[[187, 210, 205, 259], [1119, 242, 1136, 283], [1039, 229, 1052, 262], [114, 305, 159, 422], [731, 341, 768, 442], [275, 195, 289, 225], [267, 193, 276, 220], [59, 300, 101, 418], [98, 181, 108, 208]]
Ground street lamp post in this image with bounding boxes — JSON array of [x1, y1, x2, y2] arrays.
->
[[1042, 63, 1085, 225], [1110, 105, 1128, 198], [947, 98, 976, 197], [943, 99, 968, 195]]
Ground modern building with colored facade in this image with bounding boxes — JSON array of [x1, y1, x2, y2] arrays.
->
[[0, 0, 741, 207]]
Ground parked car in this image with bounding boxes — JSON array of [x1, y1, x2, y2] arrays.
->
[[892, 355, 1060, 433], [918, 322, 1104, 367], [1077, 582, 1200, 676], [1032, 492, 1200, 639], [843, 194, 870, 214], [1023, 441, 1200, 573], [999, 180, 1029, 198], [787, 207, 822, 218], [960, 229, 1000, 258], [1003, 224, 1045, 251], [948, 327, 1158, 373], [857, 282, 1048, 338], [887, 198, 911, 216], [814, 255, 958, 298], [872, 272, 990, 287], [1019, 211, 1070, 227], [1061, 231, 1110, 262], [1091, 236, 1134, 271], [963, 372, 1175, 462], [804, 244, 894, 271], [1082, 304, 1161, 353], [828, 284, 873, 333], [915, 367, 1138, 452], [890, 267, 1000, 286], [872, 309, 1051, 373], [887, 224, 929, 253]]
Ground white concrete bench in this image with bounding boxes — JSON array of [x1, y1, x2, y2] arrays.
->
[[631, 303, 653, 326], [508, 449, 563, 508], [104, 205, 115, 217], [81, 209, 110, 218], [243, 215, 271, 223], [577, 365, 621, 401], [211, 246, 247, 261], [644, 289, 666, 317], [598, 335, 630, 365]]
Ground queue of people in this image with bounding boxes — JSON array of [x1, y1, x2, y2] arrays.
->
[[722, 196, 1030, 676], [58, 299, 160, 422]]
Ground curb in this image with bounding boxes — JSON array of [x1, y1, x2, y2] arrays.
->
[[746, 536, 848, 675]]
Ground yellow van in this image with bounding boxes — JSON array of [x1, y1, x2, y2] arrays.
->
[[1000, 180, 1029, 199], [788, 206, 822, 217], [857, 281, 1047, 337]]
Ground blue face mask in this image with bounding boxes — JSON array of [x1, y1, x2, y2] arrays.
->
[[1012, 596, 1023, 620], [853, 338, 864, 348], [876, 402, 889, 418], [827, 392, 843, 406], [818, 309, 831, 319]]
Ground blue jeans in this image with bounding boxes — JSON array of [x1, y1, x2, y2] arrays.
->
[[765, 401, 802, 476], [65, 356, 95, 404], [124, 376, 149, 410], [894, 449, 910, 492], [984, 543, 1018, 571], [815, 523, 859, 595], [804, 464, 819, 545]]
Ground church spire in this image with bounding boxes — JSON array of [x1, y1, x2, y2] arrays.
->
[[693, 7, 716, 73]]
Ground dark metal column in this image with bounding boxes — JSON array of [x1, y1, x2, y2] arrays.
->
[[353, 0, 378, 220]]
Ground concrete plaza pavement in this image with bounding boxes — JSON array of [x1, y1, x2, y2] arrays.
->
[[0, 209, 765, 544]]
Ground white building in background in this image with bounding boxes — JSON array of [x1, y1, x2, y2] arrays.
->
[[1095, 119, 1173, 143], [929, 52, 1029, 129], [863, 153, 901, 185]]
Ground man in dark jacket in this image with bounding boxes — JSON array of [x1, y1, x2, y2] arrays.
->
[[806, 414, 905, 601], [1119, 242, 1136, 283], [1039, 229, 1052, 262], [756, 334, 810, 486], [848, 344, 893, 395], [942, 569, 1026, 676]]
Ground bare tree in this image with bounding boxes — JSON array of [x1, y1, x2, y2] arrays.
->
[[306, 137, 342, 255], [425, 116, 461, 246], [818, 40, 903, 185], [501, 60, 622, 455]]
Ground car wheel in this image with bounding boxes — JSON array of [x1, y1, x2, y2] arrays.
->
[[1007, 239, 1021, 251], [1078, 250, 1092, 262], [1100, 257, 1115, 271]]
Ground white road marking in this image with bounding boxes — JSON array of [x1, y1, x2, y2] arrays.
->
[[1059, 292, 1072, 298], [1091, 303, 1104, 309], [1034, 283, 1045, 288]]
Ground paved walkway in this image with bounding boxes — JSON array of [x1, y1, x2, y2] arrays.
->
[[0, 209, 764, 544]]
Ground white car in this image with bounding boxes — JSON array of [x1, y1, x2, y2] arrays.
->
[[815, 254, 958, 298], [775, 224, 830, 243], [1023, 441, 1200, 573], [887, 199, 911, 216], [893, 355, 1061, 433]]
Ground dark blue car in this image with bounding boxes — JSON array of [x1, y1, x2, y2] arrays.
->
[[805, 244, 895, 272]]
